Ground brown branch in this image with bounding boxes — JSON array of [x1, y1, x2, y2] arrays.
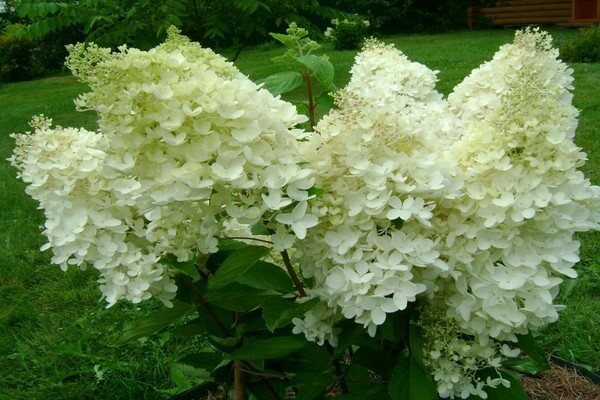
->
[[326, 342, 349, 394], [181, 275, 230, 337], [234, 361, 247, 400], [280, 249, 307, 298], [303, 66, 316, 131], [227, 236, 274, 245]]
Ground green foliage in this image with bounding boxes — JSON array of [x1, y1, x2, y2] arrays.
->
[[15, 0, 344, 54], [17, 0, 188, 49], [262, 23, 336, 127], [327, 0, 493, 33], [325, 15, 370, 50], [0, 24, 43, 83], [560, 24, 600, 63], [389, 355, 438, 400]]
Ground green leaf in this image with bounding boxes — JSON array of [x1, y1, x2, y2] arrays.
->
[[177, 351, 226, 372], [172, 362, 212, 382], [217, 238, 247, 251], [292, 371, 332, 400], [171, 319, 208, 338], [307, 186, 325, 198], [333, 320, 365, 357], [336, 385, 390, 399], [261, 297, 319, 332], [209, 245, 270, 289], [389, 355, 437, 400], [515, 332, 550, 370], [353, 347, 396, 379], [269, 32, 296, 48], [228, 336, 308, 360], [408, 323, 425, 367], [314, 91, 336, 113], [238, 260, 295, 293], [167, 258, 200, 281], [260, 71, 304, 96], [296, 55, 335, 90], [502, 357, 546, 375], [205, 283, 265, 312], [250, 222, 272, 235], [116, 301, 196, 344]]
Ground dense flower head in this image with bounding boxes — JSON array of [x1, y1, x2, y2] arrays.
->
[[440, 27, 600, 342], [293, 39, 464, 337], [12, 28, 316, 306]]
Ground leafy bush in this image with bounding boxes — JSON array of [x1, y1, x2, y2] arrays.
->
[[324, 15, 370, 50], [0, 24, 43, 83], [326, 0, 493, 33], [560, 25, 600, 63]]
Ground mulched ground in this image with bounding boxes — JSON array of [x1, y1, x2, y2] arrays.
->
[[522, 360, 600, 400]]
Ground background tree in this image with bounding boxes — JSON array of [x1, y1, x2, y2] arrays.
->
[[16, 0, 343, 58]]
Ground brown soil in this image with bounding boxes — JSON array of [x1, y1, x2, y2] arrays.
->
[[521, 360, 600, 400]]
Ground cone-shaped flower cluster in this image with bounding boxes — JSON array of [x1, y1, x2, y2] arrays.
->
[[10, 27, 317, 307]]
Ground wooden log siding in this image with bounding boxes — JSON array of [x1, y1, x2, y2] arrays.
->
[[470, 0, 600, 26], [475, 0, 573, 26]]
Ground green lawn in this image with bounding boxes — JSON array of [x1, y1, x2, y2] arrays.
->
[[1, 28, 599, 399]]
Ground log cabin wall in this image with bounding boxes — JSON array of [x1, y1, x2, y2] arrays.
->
[[469, 0, 600, 27]]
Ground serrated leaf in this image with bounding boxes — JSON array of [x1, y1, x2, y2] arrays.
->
[[260, 71, 303, 96], [172, 362, 212, 381], [238, 260, 295, 293], [228, 336, 308, 360], [389, 355, 437, 400], [296, 55, 335, 90], [261, 297, 319, 332], [116, 301, 195, 344], [269, 32, 296, 48], [209, 245, 270, 289], [516, 332, 550, 370]]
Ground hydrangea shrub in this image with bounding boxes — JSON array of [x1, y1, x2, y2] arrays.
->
[[10, 27, 600, 399]]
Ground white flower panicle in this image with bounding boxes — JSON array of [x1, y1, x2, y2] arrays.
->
[[11, 28, 316, 306], [441, 27, 600, 343], [292, 39, 463, 338], [10, 120, 178, 307]]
